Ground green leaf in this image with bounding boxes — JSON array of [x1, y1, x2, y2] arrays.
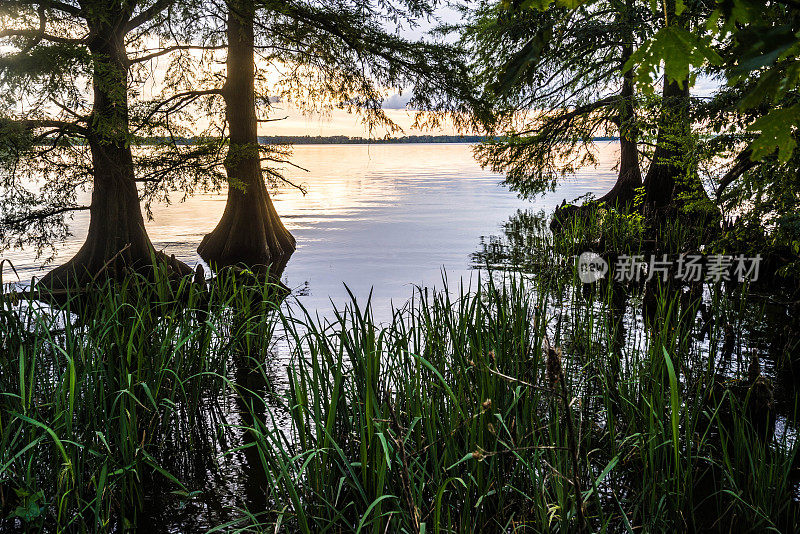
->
[[746, 105, 800, 162], [375, 432, 393, 469], [11, 490, 45, 523], [626, 27, 723, 90], [355, 495, 397, 533], [662, 347, 680, 471], [556, 0, 591, 8], [518, 0, 554, 9]]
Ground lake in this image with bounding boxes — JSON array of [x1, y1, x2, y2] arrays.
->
[[3, 142, 621, 315]]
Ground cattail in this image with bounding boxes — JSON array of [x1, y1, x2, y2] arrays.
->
[[747, 353, 760, 384], [547, 347, 563, 386], [722, 324, 735, 360], [194, 263, 205, 285]]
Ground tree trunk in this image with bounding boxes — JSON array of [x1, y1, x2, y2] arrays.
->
[[198, 0, 295, 275], [597, 117, 642, 207], [552, 3, 641, 232], [597, 0, 642, 208], [643, 79, 689, 209], [39, 18, 190, 290], [643, 0, 713, 213]]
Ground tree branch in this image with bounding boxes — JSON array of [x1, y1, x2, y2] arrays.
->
[[50, 98, 88, 122], [12, 0, 83, 17], [128, 44, 225, 64], [263, 167, 308, 195], [37, 118, 86, 135], [133, 89, 223, 132], [513, 95, 619, 137], [2, 205, 90, 227], [125, 0, 173, 32], [40, 0, 82, 17], [716, 148, 757, 198], [0, 28, 86, 45], [6, 118, 88, 136], [257, 115, 288, 123]]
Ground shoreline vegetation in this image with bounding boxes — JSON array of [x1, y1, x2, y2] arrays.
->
[[32, 135, 619, 146], [2, 221, 798, 531], [34, 135, 622, 147], [156, 135, 621, 146], [258, 135, 621, 145]]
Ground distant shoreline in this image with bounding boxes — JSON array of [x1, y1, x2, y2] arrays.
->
[[122, 135, 621, 146], [126, 135, 621, 146], [256, 135, 621, 145]]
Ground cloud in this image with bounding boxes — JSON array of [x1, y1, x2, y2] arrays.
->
[[381, 92, 412, 110]]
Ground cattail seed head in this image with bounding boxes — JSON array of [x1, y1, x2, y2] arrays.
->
[[547, 347, 563, 386]]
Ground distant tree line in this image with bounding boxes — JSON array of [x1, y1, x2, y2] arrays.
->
[[256, 135, 620, 145], [258, 135, 488, 144]]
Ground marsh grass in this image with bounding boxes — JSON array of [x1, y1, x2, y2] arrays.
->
[[0, 266, 285, 531], [0, 249, 798, 532], [234, 272, 799, 532]]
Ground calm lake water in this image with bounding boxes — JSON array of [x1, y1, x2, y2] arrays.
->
[[3, 142, 620, 314]]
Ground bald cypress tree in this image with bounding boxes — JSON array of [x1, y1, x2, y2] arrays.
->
[[1, 0, 474, 281], [461, 0, 651, 206], [0, 0, 202, 289], [192, 0, 474, 272], [196, 0, 295, 274]]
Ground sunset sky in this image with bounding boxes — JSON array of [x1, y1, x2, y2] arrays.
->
[[252, 3, 721, 139], [258, 103, 462, 138], [257, 7, 463, 138]]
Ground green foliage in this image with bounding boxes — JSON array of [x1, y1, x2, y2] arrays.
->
[[236, 272, 799, 532], [746, 105, 800, 162], [0, 266, 285, 530], [458, 0, 654, 198], [625, 26, 722, 91], [1, 255, 798, 531], [0, 0, 470, 258]]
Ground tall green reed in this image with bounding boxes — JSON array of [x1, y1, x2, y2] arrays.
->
[[0, 265, 284, 531], [236, 271, 799, 533]]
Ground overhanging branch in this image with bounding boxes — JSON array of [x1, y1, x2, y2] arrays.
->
[[6, 118, 89, 136], [133, 89, 224, 132], [12, 1, 83, 17], [129, 44, 226, 64], [0, 28, 86, 45], [512, 95, 619, 137], [716, 148, 757, 198], [2, 205, 90, 227], [125, 0, 173, 32]]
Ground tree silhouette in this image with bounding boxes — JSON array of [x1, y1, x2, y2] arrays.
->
[[0, 0, 221, 288]]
